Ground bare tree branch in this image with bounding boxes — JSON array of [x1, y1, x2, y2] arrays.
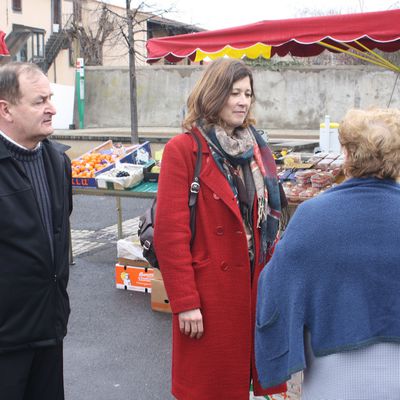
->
[[67, 0, 199, 141]]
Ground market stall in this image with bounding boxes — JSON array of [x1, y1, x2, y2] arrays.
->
[[146, 9, 400, 72], [275, 149, 345, 207], [145, 8, 400, 209], [146, 15, 399, 394], [71, 139, 159, 238], [70, 140, 169, 311]]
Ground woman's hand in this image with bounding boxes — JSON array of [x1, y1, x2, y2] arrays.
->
[[178, 308, 204, 339]]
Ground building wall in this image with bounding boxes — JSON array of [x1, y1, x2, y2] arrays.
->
[[0, 0, 147, 85], [82, 64, 399, 129], [50, 0, 75, 85], [75, 0, 147, 67], [1, 0, 75, 85], [1, 0, 51, 32], [48, 47, 75, 85]]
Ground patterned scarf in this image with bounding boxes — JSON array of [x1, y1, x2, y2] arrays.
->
[[196, 122, 282, 258]]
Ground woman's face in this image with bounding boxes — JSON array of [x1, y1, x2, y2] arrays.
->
[[218, 76, 252, 134]]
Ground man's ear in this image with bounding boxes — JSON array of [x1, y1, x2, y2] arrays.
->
[[0, 99, 13, 122]]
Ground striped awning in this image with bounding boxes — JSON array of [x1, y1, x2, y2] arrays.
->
[[146, 9, 400, 71]]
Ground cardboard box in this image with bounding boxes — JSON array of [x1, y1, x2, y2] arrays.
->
[[72, 141, 151, 188], [117, 258, 150, 268], [153, 267, 163, 281], [115, 263, 154, 293], [151, 276, 171, 313]]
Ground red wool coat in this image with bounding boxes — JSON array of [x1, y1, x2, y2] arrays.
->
[[154, 129, 287, 400]]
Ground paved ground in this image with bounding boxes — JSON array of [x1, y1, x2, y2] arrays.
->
[[65, 194, 176, 400], [71, 217, 139, 257]]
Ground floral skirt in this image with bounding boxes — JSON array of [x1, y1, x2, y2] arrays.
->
[[250, 373, 302, 400]]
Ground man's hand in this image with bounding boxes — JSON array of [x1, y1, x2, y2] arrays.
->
[[178, 308, 204, 339]]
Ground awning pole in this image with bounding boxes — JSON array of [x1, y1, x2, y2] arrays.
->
[[318, 41, 400, 72], [353, 40, 400, 71], [387, 72, 399, 108]]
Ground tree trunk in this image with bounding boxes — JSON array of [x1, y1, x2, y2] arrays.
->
[[126, 0, 139, 144]]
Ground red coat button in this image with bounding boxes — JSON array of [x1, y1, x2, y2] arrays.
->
[[220, 261, 229, 271], [215, 226, 224, 235], [213, 193, 220, 200]]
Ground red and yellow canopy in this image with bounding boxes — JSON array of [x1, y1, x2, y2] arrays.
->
[[146, 9, 400, 71]]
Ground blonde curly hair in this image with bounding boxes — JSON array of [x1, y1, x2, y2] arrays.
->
[[339, 108, 400, 180]]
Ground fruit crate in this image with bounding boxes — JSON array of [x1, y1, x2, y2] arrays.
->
[[95, 164, 144, 190], [71, 140, 151, 188]]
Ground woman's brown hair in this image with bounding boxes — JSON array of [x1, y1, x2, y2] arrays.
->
[[183, 58, 255, 131]]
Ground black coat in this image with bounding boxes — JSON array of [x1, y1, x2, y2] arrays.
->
[[0, 138, 72, 353]]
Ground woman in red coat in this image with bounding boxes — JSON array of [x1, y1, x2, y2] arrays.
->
[[154, 58, 287, 400]]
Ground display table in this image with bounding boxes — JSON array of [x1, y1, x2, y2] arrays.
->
[[72, 181, 158, 198], [71, 182, 157, 263]]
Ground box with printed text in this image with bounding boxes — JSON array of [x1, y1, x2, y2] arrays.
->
[[115, 263, 154, 293]]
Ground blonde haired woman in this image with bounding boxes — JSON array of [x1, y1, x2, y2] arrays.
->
[[256, 108, 400, 399]]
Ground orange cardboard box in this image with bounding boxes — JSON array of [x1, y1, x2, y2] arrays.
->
[[115, 263, 154, 293]]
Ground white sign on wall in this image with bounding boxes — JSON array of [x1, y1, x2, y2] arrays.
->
[[50, 83, 74, 129]]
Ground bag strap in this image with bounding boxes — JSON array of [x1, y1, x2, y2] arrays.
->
[[186, 131, 202, 246]]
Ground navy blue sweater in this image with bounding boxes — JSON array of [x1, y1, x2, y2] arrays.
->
[[255, 177, 400, 388]]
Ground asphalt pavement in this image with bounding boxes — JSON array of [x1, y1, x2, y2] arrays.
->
[[65, 194, 175, 400]]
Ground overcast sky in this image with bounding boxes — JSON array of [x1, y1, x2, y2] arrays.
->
[[106, 0, 400, 30]]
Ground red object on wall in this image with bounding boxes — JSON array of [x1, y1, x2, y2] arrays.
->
[[0, 31, 9, 56]]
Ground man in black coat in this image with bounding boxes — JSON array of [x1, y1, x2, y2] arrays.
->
[[0, 62, 72, 400]]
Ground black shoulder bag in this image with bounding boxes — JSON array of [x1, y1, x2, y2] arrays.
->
[[138, 131, 202, 269]]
